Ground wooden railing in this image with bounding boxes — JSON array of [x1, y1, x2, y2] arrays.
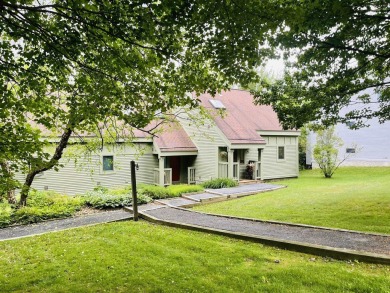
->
[[233, 162, 239, 181], [154, 168, 172, 186], [188, 167, 196, 184], [218, 162, 239, 181], [255, 161, 261, 180], [218, 162, 228, 178]]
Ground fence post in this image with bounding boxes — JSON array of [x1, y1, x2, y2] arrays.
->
[[130, 160, 138, 221]]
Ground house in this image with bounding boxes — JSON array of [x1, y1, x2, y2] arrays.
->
[[25, 90, 300, 195]]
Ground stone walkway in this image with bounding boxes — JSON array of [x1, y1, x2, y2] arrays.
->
[[134, 183, 390, 264], [0, 209, 132, 241], [142, 206, 390, 258]]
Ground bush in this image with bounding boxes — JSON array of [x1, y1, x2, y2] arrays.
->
[[138, 184, 204, 200], [0, 202, 12, 228], [12, 205, 78, 225], [201, 178, 238, 189], [82, 188, 151, 209], [0, 191, 85, 227], [28, 190, 85, 209]]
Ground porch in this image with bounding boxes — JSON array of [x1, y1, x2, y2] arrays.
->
[[153, 155, 197, 186], [218, 147, 263, 181], [218, 160, 262, 181]]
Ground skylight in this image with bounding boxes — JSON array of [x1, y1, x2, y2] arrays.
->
[[209, 99, 226, 109]]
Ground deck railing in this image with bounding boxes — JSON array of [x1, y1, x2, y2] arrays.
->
[[218, 162, 239, 181], [233, 162, 239, 181], [188, 167, 196, 184], [255, 161, 261, 180], [218, 162, 228, 178], [153, 168, 172, 186]]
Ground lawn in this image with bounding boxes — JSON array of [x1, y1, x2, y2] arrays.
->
[[194, 167, 390, 234], [0, 221, 389, 292]]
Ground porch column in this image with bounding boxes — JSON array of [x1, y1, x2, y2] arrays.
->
[[227, 149, 234, 179], [159, 156, 165, 186]]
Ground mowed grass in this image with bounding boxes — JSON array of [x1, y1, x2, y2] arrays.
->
[[0, 221, 389, 292], [195, 167, 390, 234]]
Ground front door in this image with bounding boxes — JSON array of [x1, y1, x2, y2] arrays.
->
[[170, 156, 181, 182]]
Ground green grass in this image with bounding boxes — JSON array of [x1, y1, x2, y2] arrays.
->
[[194, 167, 390, 234], [0, 221, 389, 292]]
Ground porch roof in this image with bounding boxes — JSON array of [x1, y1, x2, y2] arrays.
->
[[154, 121, 198, 153]]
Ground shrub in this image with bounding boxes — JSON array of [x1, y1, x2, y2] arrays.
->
[[0, 191, 86, 226], [109, 185, 133, 196], [28, 190, 85, 208], [82, 189, 151, 209], [12, 205, 78, 225], [138, 184, 203, 200], [0, 202, 12, 228], [166, 185, 204, 196], [201, 178, 238, 189]]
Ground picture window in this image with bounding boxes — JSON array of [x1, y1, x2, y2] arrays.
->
[[102, 155, 114, 171]]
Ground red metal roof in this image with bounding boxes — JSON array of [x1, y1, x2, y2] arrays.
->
[[197, 89, 283, 144], [153, 121, 198, 153]]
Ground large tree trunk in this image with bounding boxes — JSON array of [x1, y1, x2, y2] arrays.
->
[[19, 127, 74, 206]]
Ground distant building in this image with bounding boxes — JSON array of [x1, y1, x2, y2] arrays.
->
[[307, 91, 390, 167]]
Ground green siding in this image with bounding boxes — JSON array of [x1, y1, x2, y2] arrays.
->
[[16, 143, 157, 195], [261, 136, 299, 179], [178, 113, 227, 183]]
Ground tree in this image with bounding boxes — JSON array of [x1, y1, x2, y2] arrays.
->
[[253, 0, 390, 129], [1, 1, 279, 205], [313, 126, 344, 178], [298, 124, 309, 169]]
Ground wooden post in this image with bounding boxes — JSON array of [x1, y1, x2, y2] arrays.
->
[[228, 149, 234, 179], [130, 160, 138, 221], [159, 156, 165, 186]]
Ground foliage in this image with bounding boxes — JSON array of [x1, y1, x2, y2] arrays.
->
[[298, 125, 309, 170], [313, 126, 344, 178], [298, 125, 309, 154], [0, 202, 13, 228], [139, 184, 204, 200], [202, 178, 238, 189], [253, 1, 390, 129], [12, 205, 78, 225], [81, 187, 151, 209], [196, 167, 390, 234], [0, 191, 84, 227], [0, 0, 278, 205], [1, 221, 390, 292]]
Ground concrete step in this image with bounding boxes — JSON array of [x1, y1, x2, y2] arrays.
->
[[155, 198, 198, 208]]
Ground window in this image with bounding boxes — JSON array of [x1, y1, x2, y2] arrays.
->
[[278, 146, 285, 160], [258, 149, 262, 161], [102, 155, 114, 171], [209, 99, 226, 109], [218, 147, 228, 162], [346, 148, 356, 154]]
